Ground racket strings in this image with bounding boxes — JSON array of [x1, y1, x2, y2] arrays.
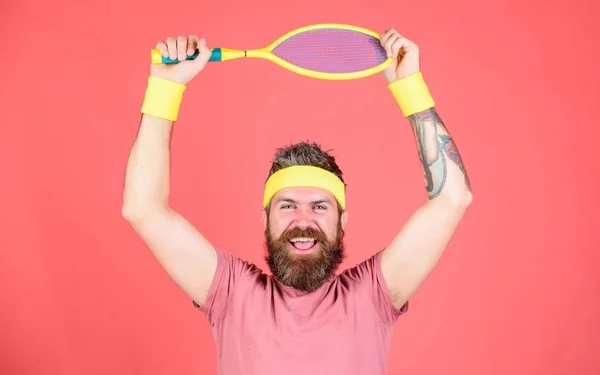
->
[[271, 29, 388, 73]]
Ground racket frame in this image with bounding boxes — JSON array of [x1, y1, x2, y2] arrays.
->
[[150, 23, 393, 80]]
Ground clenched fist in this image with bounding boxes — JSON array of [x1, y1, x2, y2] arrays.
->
[[380, 29, 420, 84], [150, 35, 211, 85]]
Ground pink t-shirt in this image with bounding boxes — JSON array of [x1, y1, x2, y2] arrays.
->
[[195, 247, 408, 375]]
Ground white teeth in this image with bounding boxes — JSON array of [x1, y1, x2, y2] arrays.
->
[[290, 238, 315, 243]]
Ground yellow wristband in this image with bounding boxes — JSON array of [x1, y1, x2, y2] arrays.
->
[[388, 72, 435, 117], [141, 76, 186, 122]]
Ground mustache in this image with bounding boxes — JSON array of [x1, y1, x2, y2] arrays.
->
[[278, 226, 328, 243]]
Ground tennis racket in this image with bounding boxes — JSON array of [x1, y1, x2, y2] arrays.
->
[[150, 23, 392, 80]]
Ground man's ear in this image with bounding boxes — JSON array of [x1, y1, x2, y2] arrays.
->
[[341, 210, 349, 229], [261, 207, 268, 229]]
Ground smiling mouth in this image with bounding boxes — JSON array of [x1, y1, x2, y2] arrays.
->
[[289, 238, 318, 252]]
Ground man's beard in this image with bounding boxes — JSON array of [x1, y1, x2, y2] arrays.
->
[[264, 217, 345, 293]]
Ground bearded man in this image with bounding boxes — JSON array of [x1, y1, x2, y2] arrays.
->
[[122, 28, 472, 375]]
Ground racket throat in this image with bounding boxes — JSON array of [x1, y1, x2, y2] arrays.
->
[[210, 48, 247, 62], [245, 49, 272, 60]]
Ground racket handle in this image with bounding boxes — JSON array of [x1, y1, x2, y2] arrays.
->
[[150, 48, 245, 64]]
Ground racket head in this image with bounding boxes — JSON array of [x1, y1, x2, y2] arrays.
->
[[262, 23, 393, 80]]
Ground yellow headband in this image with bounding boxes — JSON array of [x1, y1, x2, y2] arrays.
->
[[263, 166, 346, 210]]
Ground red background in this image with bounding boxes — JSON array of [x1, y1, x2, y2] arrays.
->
[[2, 0, 599, 374]]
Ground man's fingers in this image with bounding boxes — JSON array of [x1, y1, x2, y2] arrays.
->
[[385, 34, 401, 57], [380, 29, 394, 48], [187, 35, 200, 55], [384, 31, 419, 58], [166, 37, 177, 60], [186, 35, 210, 61], [380, 29, 397, 42], [196, 37, 212, 64], [391, 37, 406, 58], [155, 41, 168, 57], [381, 29, 402, 57], [176, 36, 187, 61]]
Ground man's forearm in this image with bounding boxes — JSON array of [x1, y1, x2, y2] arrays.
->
[[408, 108, 471, 203], [122, 114, 174, 217]]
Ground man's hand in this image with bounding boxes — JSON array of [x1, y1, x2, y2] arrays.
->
[[151, 35, 212, 85], [380, 29, 420, 84]]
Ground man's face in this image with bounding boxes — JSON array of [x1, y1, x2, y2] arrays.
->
[[262, 187, 349, 293]]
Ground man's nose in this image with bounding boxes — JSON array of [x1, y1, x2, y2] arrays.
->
[[293, 207, 314, 228]]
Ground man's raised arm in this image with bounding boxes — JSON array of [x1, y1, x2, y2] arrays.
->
[[122, 35, 217, 307], [377, 29, 473, 309]]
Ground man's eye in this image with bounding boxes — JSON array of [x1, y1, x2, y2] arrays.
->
[[315, 205, 326, 210]]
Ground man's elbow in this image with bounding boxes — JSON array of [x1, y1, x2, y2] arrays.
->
[[459, 190, 473, 208], [442, 188, 473, 213], [122, 204, 144, 223], [121, 203, 166, 223]]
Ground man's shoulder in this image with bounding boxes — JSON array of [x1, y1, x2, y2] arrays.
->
[[338, 250, 384, 279], [214, 247, 267, 279]]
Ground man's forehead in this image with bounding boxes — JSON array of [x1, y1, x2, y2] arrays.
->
[[272, 187, 336, 203]]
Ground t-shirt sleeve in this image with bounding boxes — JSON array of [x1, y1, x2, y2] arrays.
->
[[192, 247, 258, 325], [347, 250, 408, 326]]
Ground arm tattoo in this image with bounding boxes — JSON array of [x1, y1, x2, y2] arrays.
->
[[408, 108, 470, 199]]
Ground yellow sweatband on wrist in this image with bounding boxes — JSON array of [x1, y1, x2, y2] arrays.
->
[[388, 72, 435, 117], [141, 76, 186, 122], [263, 165, 346, 210]]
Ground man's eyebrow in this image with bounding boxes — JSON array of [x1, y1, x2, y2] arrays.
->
[[311, 199, 333, 205], [274, 198, 333, 205], [275, 198, 297, 204]]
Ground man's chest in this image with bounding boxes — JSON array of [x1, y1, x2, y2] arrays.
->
[[213, 285, 390, 367]]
